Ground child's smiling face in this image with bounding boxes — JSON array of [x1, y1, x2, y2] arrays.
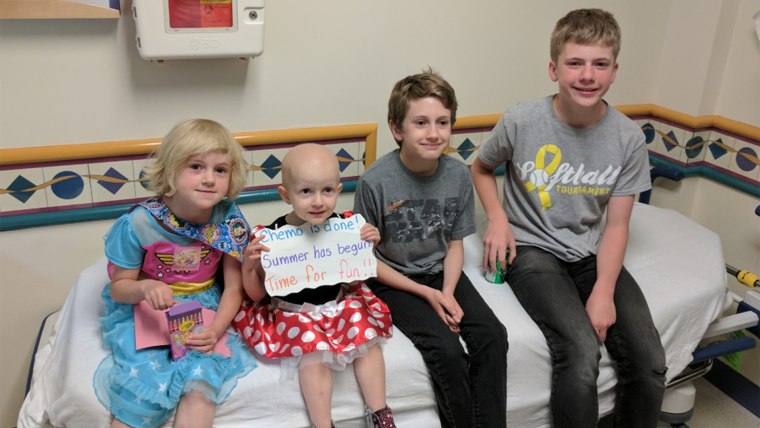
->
[[549, 42, 618, 124], [278, 144, 343, 226], [391, 96, 452, 176], [167, 151, 231, 223]]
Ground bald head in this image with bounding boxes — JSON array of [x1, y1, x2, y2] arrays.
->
[[281, 143, 340, 188]]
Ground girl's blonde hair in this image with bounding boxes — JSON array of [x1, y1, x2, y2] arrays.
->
[[143, 119, 248, 200]]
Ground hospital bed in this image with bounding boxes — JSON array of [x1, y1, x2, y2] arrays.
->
[[10, 116, 758, 427], [638, 165, 759, 427], [17, 201, 740, 428]]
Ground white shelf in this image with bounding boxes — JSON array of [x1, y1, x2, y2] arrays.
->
[[0, 0, 120, 19]]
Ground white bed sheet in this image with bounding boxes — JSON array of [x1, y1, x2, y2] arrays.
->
[[18, 203, 728, 428]]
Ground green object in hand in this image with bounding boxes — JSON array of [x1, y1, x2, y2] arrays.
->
[[484, 252, 509, 284]]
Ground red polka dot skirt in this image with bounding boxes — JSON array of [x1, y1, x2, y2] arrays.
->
[[233, 281, 393, 362]]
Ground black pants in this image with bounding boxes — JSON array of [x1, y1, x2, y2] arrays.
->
[[368, 272, 508, 427], [507, 246, 666, 428]]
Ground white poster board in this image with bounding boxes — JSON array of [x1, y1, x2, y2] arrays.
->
[[257, 215, 377, 297]]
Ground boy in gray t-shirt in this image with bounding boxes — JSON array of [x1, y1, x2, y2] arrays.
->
[[471, 9, 665, 428], [355, 70, 507, 428]]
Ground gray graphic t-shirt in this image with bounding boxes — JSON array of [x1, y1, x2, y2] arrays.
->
[[354, 150, 476, 275], [478, 96, 651, 262]]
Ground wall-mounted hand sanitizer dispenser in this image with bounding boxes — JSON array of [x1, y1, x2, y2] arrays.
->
[[133, 0, 265, 61]]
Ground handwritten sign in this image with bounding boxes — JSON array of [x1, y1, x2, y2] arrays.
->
[[257, 214, 377, 297]]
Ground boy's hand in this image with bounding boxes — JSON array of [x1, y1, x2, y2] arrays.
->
[[425, 288, 463, 333], [243, 234, 270, 271], [359, 223, 380, 245], [186, 327, 221, 353], [482, 221, 516, 274], [442, 290, 464, 333], [141, 280, 175, 310], [585, 289, 616, 342]]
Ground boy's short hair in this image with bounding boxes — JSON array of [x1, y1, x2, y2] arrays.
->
[[144, 118, 248, 200], [550, 8, 621, 62], [387, 68, 458, 146]]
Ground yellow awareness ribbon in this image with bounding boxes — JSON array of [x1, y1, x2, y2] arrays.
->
[[524, 144, 562, 209]]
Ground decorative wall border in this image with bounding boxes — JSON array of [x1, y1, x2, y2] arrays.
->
[[619, 104, 760, 198], [2, 105, 757, 231], [0, 124, 377, 231], [445, 106, 760, 197]]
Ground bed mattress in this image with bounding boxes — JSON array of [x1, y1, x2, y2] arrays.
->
[[18, 203, 728, 427]]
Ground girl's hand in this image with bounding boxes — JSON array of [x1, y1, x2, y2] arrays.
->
[[140, 280, 175, 310], [243, 234, 270, 270], [359, 223, 381, 245], [185, 328, 221, 353]]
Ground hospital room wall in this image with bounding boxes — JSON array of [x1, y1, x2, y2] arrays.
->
[[647, 0, 760, 387], [650, 0, 760, 287], [0, 0, 757, 426]]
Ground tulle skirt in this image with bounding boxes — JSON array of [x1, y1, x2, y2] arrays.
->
[[233, 281, 393, 377], [93, 283, 257, 428]]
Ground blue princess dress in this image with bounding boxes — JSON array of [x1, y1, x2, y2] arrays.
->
[[93, 198, 257, 428]]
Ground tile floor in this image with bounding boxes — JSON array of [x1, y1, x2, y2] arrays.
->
[[678, 377, 759, 428], [598, 376, 759, 427]]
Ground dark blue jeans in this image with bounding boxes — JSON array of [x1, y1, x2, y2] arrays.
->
[[367, 272, 508, 428], [507, 246, 666, 428]]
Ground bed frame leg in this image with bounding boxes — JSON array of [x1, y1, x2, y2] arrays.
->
[[660, 382, 695, 427]]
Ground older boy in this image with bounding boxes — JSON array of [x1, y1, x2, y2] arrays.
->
[[354, 70, 508, 428], [471, 9, 666, 428]]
